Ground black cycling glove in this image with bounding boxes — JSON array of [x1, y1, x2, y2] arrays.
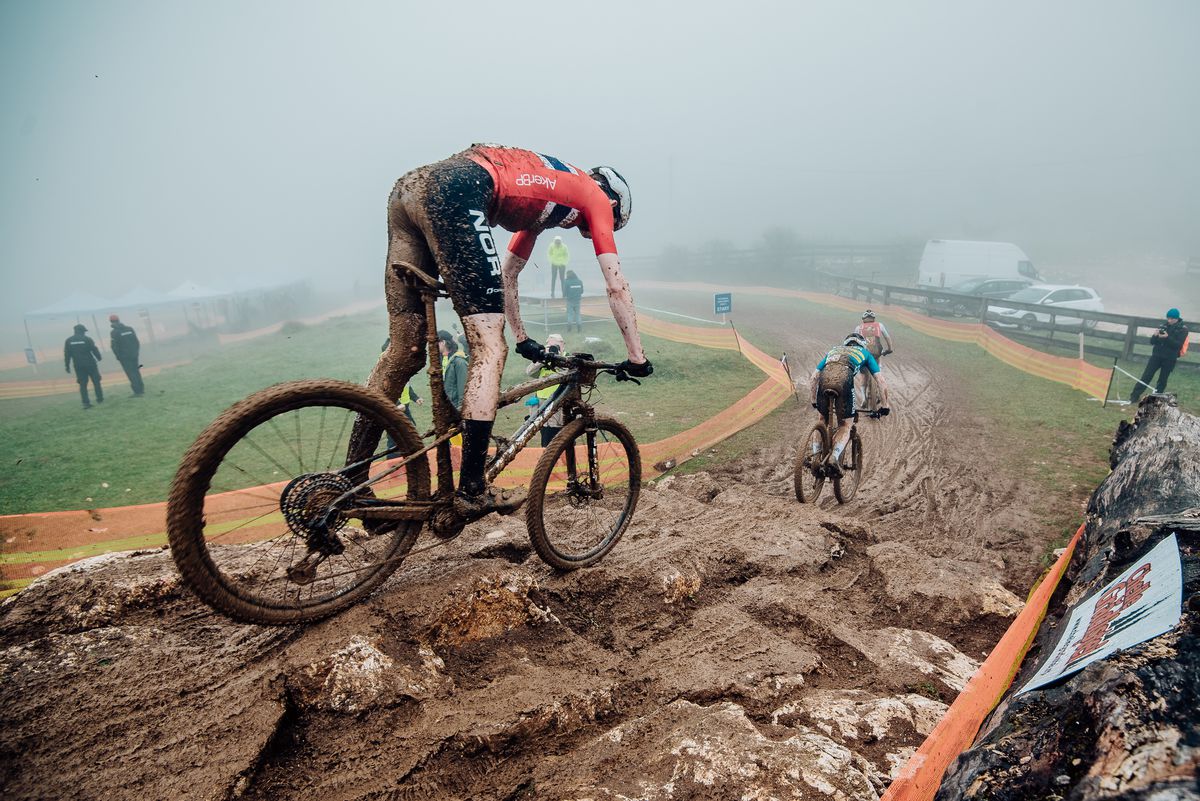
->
[[878, 407, 891, 416], [618, 359, 653, 378], [516, 338, 545, 362]]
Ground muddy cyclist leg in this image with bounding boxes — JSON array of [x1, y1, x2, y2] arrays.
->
[[457, 313, 507, 496], [410, 156, 522, 507], [346, 179, 433, 470]]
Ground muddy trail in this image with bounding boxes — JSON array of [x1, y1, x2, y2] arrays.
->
[[0, 296, 1066, 800]]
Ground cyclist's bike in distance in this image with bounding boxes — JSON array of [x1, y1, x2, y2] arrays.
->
[[794, 389, 876, 505], [167, 262, 642, 624], [859, 347, 892, 413]]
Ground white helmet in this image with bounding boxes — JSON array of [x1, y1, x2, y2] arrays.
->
[[589, 166, 631, 231], [862, 309, 875, 320], [843, 333, 868, 348]]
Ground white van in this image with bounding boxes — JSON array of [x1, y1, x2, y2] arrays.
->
[[917, 240, 1040, 288]]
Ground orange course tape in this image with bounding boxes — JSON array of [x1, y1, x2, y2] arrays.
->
[[881, 524, 1084, 801], [638, 282, 1112, 400], [0, 307, 795, 591]]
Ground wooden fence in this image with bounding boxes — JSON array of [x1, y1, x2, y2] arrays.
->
[[824, 275, 1195, 371]]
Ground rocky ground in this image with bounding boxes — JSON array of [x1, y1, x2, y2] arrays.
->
[[0, 298, 1066, 800]]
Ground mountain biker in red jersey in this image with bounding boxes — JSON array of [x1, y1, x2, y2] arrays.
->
[[349, 144, 651, 520]]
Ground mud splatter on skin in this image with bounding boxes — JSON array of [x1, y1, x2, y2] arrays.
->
[[459, 314, 507, 421]]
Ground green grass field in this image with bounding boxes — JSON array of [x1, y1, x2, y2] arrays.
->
[[0, 306, 763, 514]]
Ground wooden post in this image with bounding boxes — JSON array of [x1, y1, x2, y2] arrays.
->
[[1122, 319, 1139, 359]]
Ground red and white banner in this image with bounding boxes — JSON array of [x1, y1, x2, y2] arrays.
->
[[1018, 534, 1182, 694]]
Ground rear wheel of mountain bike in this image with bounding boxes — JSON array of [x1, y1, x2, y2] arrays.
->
[[794, 422, 829, 503], [527, 416, 641, 570], [865, 372, 883, 413], [833, 428, 864, 503], [167, 379, 431, 624]]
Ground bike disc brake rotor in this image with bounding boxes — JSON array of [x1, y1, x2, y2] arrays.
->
[[280, 472, 353, 538], [566, 479, 603, 507]]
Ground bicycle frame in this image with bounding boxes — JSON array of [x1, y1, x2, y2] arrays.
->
[[331, 261, 596, 517]]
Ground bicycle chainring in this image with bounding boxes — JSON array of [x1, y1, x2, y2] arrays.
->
[[430, 504, 466, 539]]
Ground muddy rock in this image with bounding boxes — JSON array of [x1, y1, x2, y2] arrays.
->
[[866, 542, 1022, 624], [290, 636, 450, 712], [1, 549, 185, 635], [426, 570, 559, 649], [836, 626, 979, 693], [534, 699, 884, 800], [773, 690, 946, 742], [654, 471, 726, 503]]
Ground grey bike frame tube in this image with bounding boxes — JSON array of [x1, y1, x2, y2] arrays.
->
[[485, 380, 574, 483], [497, 370, 575, 410]]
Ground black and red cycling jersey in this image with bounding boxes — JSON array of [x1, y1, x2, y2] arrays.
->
[[465, 144, 617, 260]]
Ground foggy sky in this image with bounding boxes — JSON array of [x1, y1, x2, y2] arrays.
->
[[2, 0, 1198, 324]]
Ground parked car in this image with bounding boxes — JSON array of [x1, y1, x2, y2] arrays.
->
[[929, 276, 1035, 317], [991, 284, 1104, 330]]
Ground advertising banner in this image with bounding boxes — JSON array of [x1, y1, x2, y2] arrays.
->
[[1018, 534, 1183, 695]]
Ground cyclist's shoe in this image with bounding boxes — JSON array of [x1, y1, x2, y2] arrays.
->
[[454, 485, 527, 521], [824, 459, 844, 479]]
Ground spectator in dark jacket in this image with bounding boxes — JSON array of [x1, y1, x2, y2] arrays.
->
[[1130, 308, 1190, 403], [64, 323, 103, 409], [438, 330, 468, 411], [563, 270, 585, 332], [109, 314, 145, 396]]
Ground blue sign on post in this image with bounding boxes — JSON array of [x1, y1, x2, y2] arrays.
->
[[714, 293, 732, 315]]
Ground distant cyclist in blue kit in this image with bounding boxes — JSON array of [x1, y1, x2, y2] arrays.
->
[[809, 333, 891, 476]]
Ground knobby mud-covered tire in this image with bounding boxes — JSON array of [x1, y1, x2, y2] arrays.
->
[[794, 422, 829, 503], [868, 373, 883, 413], [526, 416, 640, 570], [167, 379, 431, 624], [833, 429, 864, 504]]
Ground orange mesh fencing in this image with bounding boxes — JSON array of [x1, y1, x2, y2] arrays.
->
[[881, 524, 1084, 801], [1, 308, 795, 595], [639, 282, 1112, 400]]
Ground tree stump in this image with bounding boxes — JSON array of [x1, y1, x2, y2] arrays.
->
[[937, 394, 1200, 800]]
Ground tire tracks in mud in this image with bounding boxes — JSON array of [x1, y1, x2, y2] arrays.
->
[[0, 293, 1068, 801]]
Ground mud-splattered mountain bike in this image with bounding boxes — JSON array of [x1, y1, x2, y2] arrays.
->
[[167, 262, 642, 624], [793, 389, 873, 505]]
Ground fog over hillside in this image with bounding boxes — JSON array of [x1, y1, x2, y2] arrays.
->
[[2, 0, 1197, 340]]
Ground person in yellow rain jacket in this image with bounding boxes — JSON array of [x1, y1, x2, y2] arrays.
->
[[548, 236, 569, 298]]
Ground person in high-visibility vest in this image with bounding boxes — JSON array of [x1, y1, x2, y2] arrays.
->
[[524, 333, 566, 445], [548, 236, 569, 298]]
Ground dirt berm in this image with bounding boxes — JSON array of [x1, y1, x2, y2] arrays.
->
[[0, 303, 1067, 800]]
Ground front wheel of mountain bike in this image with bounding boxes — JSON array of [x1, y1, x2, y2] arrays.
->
[[832, 428, 864, 503], [526, 416, 641, 570], [794, 422, 829, 503], [167, 379, 431, 625]]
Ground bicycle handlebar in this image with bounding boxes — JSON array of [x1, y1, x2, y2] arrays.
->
[[539, 352, 641, 384]]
